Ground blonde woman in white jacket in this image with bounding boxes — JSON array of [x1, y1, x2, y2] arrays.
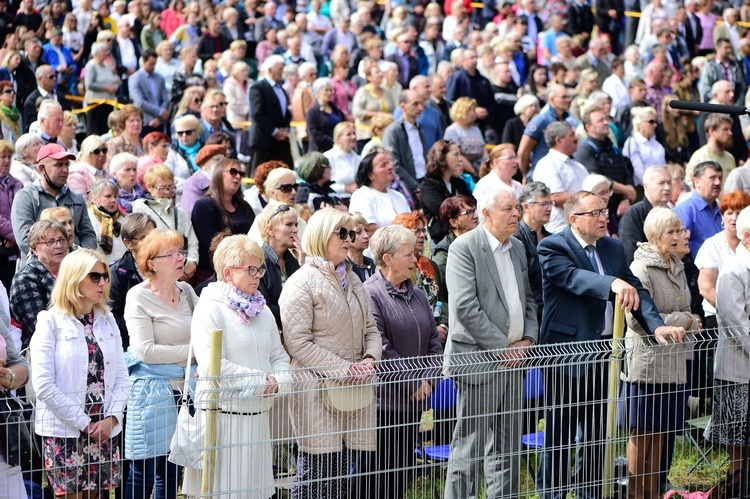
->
[[185, 235, 290, 499], [31, 248, 129, 497]]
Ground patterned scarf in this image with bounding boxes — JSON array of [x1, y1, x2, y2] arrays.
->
[[225, 286, 266, 324], [90, 205, 121, 255], [334, 260, 348, 289]]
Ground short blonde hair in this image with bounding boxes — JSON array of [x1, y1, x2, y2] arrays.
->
[[369, 225, 416, 268], [144, 163, 175, 188], [264, 168, 297, 193], [173, 114, 201, 134], [333, 121, 355, 143], [449, 97, 478, 123], [63, 110, 77, 127], [214, 235, 265, 281], [50, 249, 111, 315], [136, 229, 186, 278], [302, 208, 353, 259], [257, 201, 297, 242], [39, 206, 72, 222], [350, 212, 368, 227], [644, 206, 683, 243], [632, 105, 657, 130], [28, 219, 68, 251], [0, 139, 14, 156]]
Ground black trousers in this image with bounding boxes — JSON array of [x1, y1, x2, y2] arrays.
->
[[250, 142, 294, 174], [86, 103, 114, 137]]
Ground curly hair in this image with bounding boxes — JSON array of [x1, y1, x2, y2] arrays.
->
[[115, 104, 143, 133], [425, 140, 457, 179], [254, 160, 292, 196]]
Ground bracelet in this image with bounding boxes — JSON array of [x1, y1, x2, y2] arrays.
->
[[6, 368, 15, 388]]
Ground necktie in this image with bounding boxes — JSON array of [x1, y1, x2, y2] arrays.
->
[[586, 245, 606, 332]]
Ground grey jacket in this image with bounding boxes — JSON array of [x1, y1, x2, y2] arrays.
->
[[715, 242, 750, 383], [443, 227, 539, 384], [363, 270, 443, 412], [382, 117, 428, 197], [698, 58, 747, 106], [10, 181, 97, 257]]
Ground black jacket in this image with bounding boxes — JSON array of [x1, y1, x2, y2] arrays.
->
[[567, 2, 595, 37], [23, 88, 71, 132], [618, 197, 653, 266], [15, 58, 38, 114], [197, 33, 232, 61], [305, 102, 345, 152], [109, 251, 143, 349], [259, 242, 300, 331], [574, 135, 634, 217], [419, 176, 472, 244], [296, 181, 342, 211], [386, 52, 419, 88], [514, 219, 549, 324], [110, 36, 141, 80], [684, 13, 703, 58], [248, 78, 291, 149]]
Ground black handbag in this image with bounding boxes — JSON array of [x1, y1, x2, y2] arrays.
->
[[0, 391, 33, 467]]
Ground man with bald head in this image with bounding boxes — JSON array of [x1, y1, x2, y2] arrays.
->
[[23, 64, 71, 132], [394, 75, 444, 150]]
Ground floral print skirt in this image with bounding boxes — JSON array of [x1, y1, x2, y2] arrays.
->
[[42, 435, 122, 495]]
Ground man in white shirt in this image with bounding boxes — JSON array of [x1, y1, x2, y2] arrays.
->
[[602, 58, 631, 117], [533, 121, 589, 233]]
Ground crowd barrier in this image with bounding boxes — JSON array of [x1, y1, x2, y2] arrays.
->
[[0, 322, 745, 498]]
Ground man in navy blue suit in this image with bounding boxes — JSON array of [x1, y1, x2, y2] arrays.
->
[[536, 191, 684, 499]]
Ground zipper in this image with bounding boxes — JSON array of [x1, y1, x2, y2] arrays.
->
[[399, 292, 422, 354]]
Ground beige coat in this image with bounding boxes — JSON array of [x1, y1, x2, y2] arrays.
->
[[279, 259, 382, 454], [625, 243, 693, 385]]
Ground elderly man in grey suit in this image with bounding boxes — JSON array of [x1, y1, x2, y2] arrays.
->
[[128, 49, 169, 134], [443, 186, 539, 499]]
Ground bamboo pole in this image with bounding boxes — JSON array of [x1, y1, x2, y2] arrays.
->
[[201, 329, 223, 497], [603, 297, 625, 498]]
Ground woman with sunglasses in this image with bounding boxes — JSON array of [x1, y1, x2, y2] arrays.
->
[[191, 159, 255, 285], [30, 249, 128, 498], [279, 208, 382, 499], [68, 135, 114, 204], [623, 106, 665, 193], [83, 40, 120, 135], [0, 81, 19, 144], [132, 164, 199, 282], [419, 140, 472, 244], [123, 229, 198, 499], [182, 235, 291, 498], [166, 115, 204, 198], [249, 168, 307, 242]]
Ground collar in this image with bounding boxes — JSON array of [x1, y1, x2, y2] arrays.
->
[[86, 163, 104, 176], [547, 148, 571, 162], [38, 87, 51, 98], [571, 227, 595, 250], [691, 191, 719, 211], [264, 76, 281, 88], [633, 132, 655, 145], [483, 225, 512, 253], [404, 120, 419, 131]]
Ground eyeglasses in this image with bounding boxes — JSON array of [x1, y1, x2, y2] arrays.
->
[[574, 208, 610, 218], [277, 183, 299, 193], [459, 209, 476, 217], [88, 271, 110, 283], [92, 147, 108, 155], [228, 265, 267, 277], [528, 201, 554, 208], [41, 74, 56, 79], [152, 184, 176, 192], [334, 226, 356, 242], [498, 155, 519, 161], [270, 204, 292, 218], [208, 102, 227, 110], [176, 129, 194, 136], [646, 119, 658, 124], [227, 167, 245, 177], [153, 249, 187, 260], [412, 227, 427, 236], [42, 237, 68, 248]]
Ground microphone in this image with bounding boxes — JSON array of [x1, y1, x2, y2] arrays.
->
[[668, 100, 748, 115]]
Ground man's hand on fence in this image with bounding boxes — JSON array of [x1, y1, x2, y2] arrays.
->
[[410, 380, 432, 401], [611, 279, 639, 312], [654, 326, 685, 345], [499, 338, 533, 367], [264, 375, 279, 395]]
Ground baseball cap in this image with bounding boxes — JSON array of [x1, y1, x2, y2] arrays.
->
[[37, 143, 76, 163]]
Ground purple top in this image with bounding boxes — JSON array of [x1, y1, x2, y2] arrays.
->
[[697, 12, 716, 50]]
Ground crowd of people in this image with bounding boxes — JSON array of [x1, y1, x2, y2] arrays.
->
[[0, 0, 750, 497]]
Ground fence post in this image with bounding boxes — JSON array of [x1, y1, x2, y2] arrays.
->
[[602, 296, 625, 498], [201, 329, 223, 497]]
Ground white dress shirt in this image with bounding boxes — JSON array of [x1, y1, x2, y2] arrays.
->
[[623, 132, 666, 185], [533, 149, 589, 233], [483, 226, 524, 343], [404, 120, 426, 179], [602, 74, 631, 116]]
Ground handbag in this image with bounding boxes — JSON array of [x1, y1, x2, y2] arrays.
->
[[323, 291, 374, 412], [0, 391, 33, 467], [168, 339, 204, 469]]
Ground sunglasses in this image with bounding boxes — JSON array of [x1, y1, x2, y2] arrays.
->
[[192, 97, 203, 104], [176, 130, 194, 136], [646, 119, 657, 124], [270, 204, 292, 218], [278, 183, 299, 193], [228, 264, 267, 277], [1, 89, 14, 94], [334, 226, 356, 243], [227, 167, 245, 177], [42, 74, 56, 79], [88, 271, 110, 283], [92, 147, 108, 155]]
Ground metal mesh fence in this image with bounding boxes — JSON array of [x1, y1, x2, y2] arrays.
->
[[0, 326, 746, 499]]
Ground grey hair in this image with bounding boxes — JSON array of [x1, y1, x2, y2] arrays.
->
[[283, 63, 299, 79], [109, 152, 138, 175], [692, 160, 723, 180], [544, 121, 573, 148], [35, 64, 53, 79], [408, 75, 430, 90], [514, 93, 539, 116], [260, 54, 285, 74], [89, 179, 119, 203], [369, 225, 417, 268], [298, 61, 317, 78], [475, 184, 515, 223], [14, 133, 43, 160], [643, 206, 682, 243], [582, 173, 610, 192], [587, 91, 612, 107], [736, 205, 750, 240], [519, 181, 551, 206], [38, 100, 62, 120], [311, 77, 333, 98], [642, 165, 670, 186], [711, 79, 732, 97], [631, 105, 657, 129], [90, 42, 109, 56]]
